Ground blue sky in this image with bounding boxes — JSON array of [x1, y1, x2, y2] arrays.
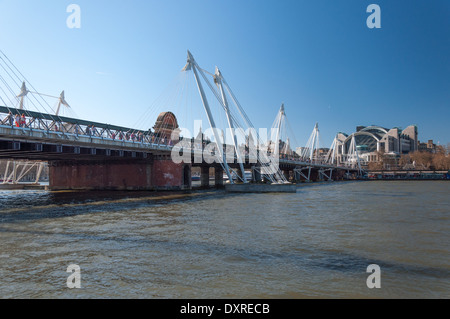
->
[[0, 0, 449, 147]]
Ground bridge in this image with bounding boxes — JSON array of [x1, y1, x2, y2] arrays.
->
[[0, 50, 360, 191]]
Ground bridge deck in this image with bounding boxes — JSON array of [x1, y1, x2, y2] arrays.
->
[[0, 106, 356, 170]]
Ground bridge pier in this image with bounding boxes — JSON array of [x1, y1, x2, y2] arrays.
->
[[182, 164, 192, 189], [215, 166, 224, 188], [153, 157, 187, 190], [200, 166, 210, 188], [294, 170, 301, 183], [49, 158, 187, 191], [252, 165, 262, 183]]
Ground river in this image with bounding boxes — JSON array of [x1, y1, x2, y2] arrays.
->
[[0, 181, 449, 299]]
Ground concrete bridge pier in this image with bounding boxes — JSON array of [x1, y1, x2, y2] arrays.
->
[[215, 166, 224, 188], [200, 166, 210, 188], [294, 170, 301, 183], [182, 164, 192, 189], [252, 165, 262, 183]]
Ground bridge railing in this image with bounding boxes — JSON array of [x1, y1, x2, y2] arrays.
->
[[0, 108, 178, 150]]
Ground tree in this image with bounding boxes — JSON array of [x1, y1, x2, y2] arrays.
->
[[436, 145, 446, 155], [399, 154, 411, 168], [432, 153, 450, 171], [367, 150, 450, 172], [368, 161, 382, 171], [410, 151, 433, 169]]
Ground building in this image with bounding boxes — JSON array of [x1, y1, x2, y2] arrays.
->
[[295, 147, 330, 160], [334, 125, 419, 166], [295, 147, 307, 157], [418, 140, 437, 153], [153, 112, 180, 141]]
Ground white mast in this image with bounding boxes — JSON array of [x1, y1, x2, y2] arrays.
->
[[326, 135, 338, 165], [273, 104, 285, 160], [17, 81, 29, 110], [310, 123, 319, 163], [56, 90, 70, 116], [348, 134, 362, 173], [214, 67, 247, 183], [183, 51, 234, 183]]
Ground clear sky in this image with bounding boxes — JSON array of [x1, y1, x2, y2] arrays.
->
[[0, 0, 449, 148]]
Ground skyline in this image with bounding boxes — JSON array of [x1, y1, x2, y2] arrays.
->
[[0, 0, 449, 148]]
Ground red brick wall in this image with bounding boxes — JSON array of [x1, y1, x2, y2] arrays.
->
[[49, 160, 185, 191], [152, 159, 183, 188], [49, 162, 153, 190]]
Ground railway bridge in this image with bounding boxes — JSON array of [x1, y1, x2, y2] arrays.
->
[[0, 51, 360, 191]]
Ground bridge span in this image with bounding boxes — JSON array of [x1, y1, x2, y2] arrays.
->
[[0, 106, 358, 191], [0, 50, 361, 191]]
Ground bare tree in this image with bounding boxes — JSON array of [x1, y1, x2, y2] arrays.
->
[[432, 153, 450, 170]]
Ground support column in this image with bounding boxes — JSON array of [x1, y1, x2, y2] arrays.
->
[[294, 170, 301, 183], [182, 164, 192, 189], [252, 165, 262, 183], [201, 166, 210, 188], [215, 166, 224, 188]]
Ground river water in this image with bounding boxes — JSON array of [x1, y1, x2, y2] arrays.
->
[[0, 181, 448, 299]]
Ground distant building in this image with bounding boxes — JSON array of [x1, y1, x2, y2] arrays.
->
[[335, 125, 419, 165], [295, 147, 330, 159], [418, 140, 437, 153], [296, 147, 307, 157], [317, 148, 330, 156]]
